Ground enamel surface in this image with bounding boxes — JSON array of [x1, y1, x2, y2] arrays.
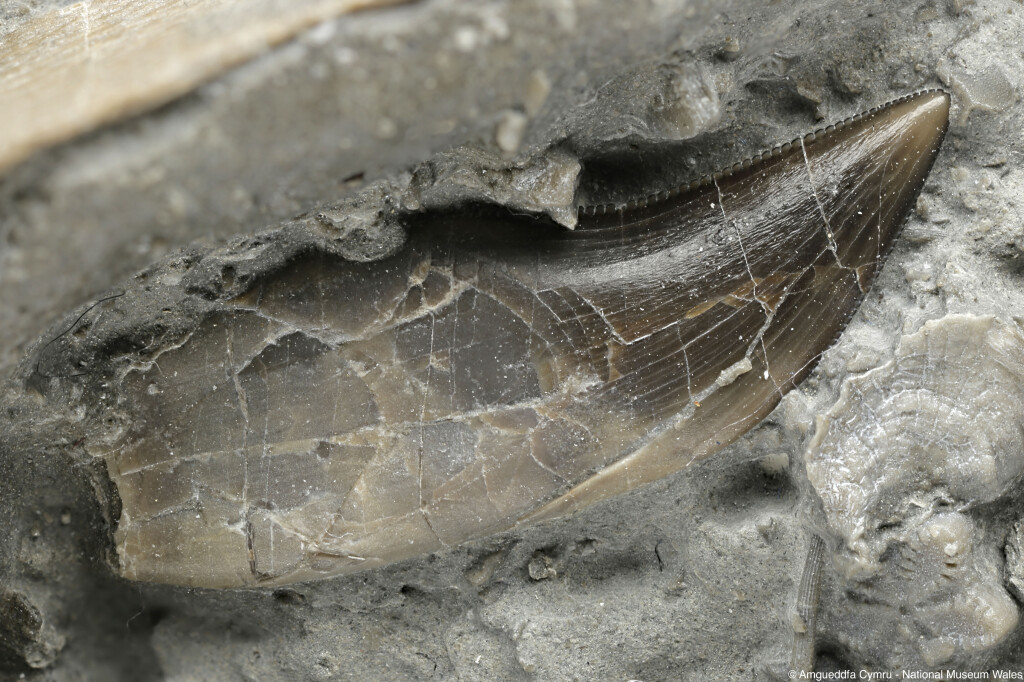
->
[[97, 91, 949, 587]]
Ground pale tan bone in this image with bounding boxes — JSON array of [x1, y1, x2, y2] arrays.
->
[[0, 0, 403, 174]]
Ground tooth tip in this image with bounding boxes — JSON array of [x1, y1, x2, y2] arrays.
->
[[911, 88, 951, 120], [887, 89, 951, 145]]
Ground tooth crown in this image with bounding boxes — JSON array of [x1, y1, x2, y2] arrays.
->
[[35, 91, 950, 588]]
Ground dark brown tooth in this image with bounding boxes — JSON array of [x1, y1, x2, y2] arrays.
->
[[526, 90, 949, 522], [74, 91, 949, 588]]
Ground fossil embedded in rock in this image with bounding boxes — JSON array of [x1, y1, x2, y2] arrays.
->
[[789, 533, 825, 674], [73, 90, 949, 587], [807, 315, 1024, 549], [806, 315, 1024, 666]]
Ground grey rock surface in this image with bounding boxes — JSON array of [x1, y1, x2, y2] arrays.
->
[[807, 315, 1024, 669], [2, 0, 1024, 679]]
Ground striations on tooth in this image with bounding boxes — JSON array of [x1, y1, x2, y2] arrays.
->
[[42, 91, 950, 588]]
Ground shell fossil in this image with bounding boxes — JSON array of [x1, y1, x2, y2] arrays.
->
[[24, 90, 949, 588], [806, 315, 1024, 666]]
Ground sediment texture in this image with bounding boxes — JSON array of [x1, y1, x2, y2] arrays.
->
[[1, 0, 1022, 679]]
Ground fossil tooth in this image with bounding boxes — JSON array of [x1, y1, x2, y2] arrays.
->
[[72, 90, 948, 587], [789, 534, 826, 674]]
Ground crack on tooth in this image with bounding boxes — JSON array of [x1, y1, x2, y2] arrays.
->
[[245, 513, 257, 578], [714, 178, 774, 322], [225, 326, 250, 428], [418, 309, 437, 517], [420, 507, 448, 548], [525, 436, 564, 483], [681, 344, 695, 406], [574, 296, 627, 345], [800, 137, 846, 270], [759, 335, 779, 393], [711, 178, 793, 397]]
